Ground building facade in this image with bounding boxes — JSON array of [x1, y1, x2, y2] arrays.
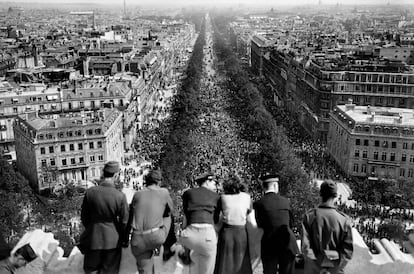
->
[[13, 109, 123, 192], [328, 103, 414, 180]]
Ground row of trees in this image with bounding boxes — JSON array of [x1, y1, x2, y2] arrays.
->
[[154, 14, 207, 196], [211, 13, 318, 226], [0, 158, 82, 254]]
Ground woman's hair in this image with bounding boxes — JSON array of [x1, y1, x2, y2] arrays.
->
[[223, 177, 241, 195]]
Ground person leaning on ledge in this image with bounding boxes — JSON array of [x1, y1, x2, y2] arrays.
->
[[301, 180, 353, 274], [0, 243, 37, 274], [80, 161, 129, 274], [124, 169, 174, 274], [179, 172, 220, 274]]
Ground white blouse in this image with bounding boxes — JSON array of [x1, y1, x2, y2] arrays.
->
[[221, 192, 252, 226]]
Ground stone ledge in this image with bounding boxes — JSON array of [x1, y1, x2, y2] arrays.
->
[[9, 228, 414, 274]]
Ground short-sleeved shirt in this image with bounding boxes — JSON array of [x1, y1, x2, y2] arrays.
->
[[221, 192, 251, 226]]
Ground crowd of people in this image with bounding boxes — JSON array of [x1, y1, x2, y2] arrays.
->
[[336, 203, 414, 252]]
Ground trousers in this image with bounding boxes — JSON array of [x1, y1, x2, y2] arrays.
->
[[179, 224, 217, 274], [130, 217, 171, 274], [83, 248, 122, 274]]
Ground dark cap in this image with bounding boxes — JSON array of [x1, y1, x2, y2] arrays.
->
[[320, 180, 338, 198], [15, 244, 37, 262], [195, 172, 214, 184], [146, 169, 162, 183], [103, 161, 120, 174], [259, 174, 279, 184]]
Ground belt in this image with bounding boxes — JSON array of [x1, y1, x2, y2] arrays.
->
[[134, 227, 160, 235]]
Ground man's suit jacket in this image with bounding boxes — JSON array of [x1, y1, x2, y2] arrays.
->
[[254, 192, 299, 257], [81, 181, 129, 250]]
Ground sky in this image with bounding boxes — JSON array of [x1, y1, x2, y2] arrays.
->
[[2, 0, 414, 5]]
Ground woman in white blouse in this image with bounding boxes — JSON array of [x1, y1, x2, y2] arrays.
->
[[214, 177, 252, 274]]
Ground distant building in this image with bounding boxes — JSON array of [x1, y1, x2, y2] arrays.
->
[[328, 103, 414, 180], [13, 109, 124, 192], [259, 49, 414, 142]]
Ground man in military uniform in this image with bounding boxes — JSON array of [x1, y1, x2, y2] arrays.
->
[[254, 174, 299, 274], [80, 161, 129, 274], [301, 180, 353, 274]]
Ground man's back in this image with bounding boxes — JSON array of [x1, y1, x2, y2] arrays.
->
[[81, 182, 128, 250], [130, 185, 173, 231], [302, 205, 353, 259], [254, 192, 291, 233]]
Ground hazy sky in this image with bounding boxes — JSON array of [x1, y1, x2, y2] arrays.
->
[[2, 0, 414, 5]]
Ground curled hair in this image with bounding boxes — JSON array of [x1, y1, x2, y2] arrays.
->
[[223, 177, 241, 195]]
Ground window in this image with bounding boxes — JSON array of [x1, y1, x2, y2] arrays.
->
[[61, 145, 66, 152], [374, 140, 380, 147], [50, 158, 55, 166], [374, 152, 379, 160], [362, 150, 368, 158], [49, 146, 54, 153], [409, 169, 414, 178], [40, 147, 46, 154], [97, 141, 102, 148], [70, 144, 74, 151], [90, 155, 95, 162], [391, 142, 397, 149], [382, 152, 387, 161], [410, 155, 414, 163], [58, 132, 64, 138], [98, 155, 104, 161], [355, 139, 361, 146], [361, 164, 367, 173], [402, 154, 407, 161], [91, 168, 96, 177], [67, 131, 73, 137], [80, 102, 84, 109], [390, 153, 395, 161], [400, 168, 405, 177], [363, 140, 369, 146], [412, 143, 414, 150], [79, 157, 84, 164], [62, 159, 67, 166], [41, 159, 47, 167], [403, 142, 408, 149], [89, 142, 94, 149], [383, 141, 388, 148], [70, 158, 75, 165], [87, 129, 93, 135], [78, 143, 83, 150], [354, 150, 360, 157], [353, 164, 359, 173], [38, 134, 44, 140]]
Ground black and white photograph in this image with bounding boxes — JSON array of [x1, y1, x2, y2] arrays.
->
[[0, 0, 414, 273]]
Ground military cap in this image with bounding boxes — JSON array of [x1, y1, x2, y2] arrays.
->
[[195, 172, 214, 184], [259, 174, 279, 184], [103, 161, 120, 174]]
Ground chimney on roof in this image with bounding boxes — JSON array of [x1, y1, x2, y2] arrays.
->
[[369, 112, 375, 122], [345, 98, 355, 111]]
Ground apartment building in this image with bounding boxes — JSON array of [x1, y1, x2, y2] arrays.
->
[[260, 49, 414, 142], [328, 103, 414, 180], [13, 109, 123, 192], [0, 80, 133, 153]]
